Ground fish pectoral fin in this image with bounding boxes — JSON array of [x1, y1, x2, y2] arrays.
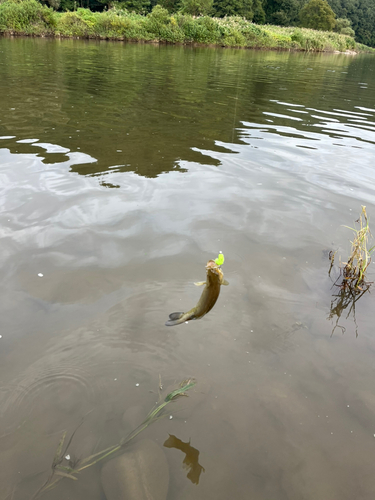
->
[[169, 312, 184, 320], [194, 281, 207, 286], [222, 280, 229, 286]]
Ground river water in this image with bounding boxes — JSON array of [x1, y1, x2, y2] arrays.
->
[[1, 37, 375, 500]]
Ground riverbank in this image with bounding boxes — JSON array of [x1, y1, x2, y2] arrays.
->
[[0, 0, 374, 53]]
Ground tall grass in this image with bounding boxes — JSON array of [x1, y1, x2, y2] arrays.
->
[[1, 0, 374, 52]]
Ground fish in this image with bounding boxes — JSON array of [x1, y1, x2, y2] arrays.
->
[[165, 259, 229, 327]]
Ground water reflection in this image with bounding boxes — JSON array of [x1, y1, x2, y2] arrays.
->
[[1, 39, 374, 179], [0, 136, 97, 169], [163, 434, 205, 485], [3, 85, 375, 193], [328, 282, 369, 337], [2, 40, 375, 500]]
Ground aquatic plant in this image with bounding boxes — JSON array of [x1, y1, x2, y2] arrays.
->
[[30, 378, 196, 499], [339, 206, 374, 290], [328, 206, 374, 336], [328, 282, 368, 337]]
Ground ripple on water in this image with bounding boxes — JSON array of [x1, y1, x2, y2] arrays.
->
[[0, 364, 97, 435]]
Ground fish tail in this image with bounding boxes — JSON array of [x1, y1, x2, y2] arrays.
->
[[165, 312, 186, 327]]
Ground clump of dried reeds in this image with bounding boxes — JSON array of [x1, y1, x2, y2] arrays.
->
[[330, 206, 374, 290], [328, 206, 374, 336], [342, 206, 374, 287]]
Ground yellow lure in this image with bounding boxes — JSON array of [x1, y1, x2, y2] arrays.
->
[[215, 252, 224, 266]]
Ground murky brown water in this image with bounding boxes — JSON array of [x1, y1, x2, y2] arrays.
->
[[1, 37, 375, 500]]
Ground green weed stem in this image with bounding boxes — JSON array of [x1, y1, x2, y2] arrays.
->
[[31, 378, 196, 499]]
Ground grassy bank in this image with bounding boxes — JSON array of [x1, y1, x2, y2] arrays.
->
[[0, 0, 373, 52]]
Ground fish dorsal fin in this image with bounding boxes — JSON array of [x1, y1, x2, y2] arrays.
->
[[169, 312, 184, 320]]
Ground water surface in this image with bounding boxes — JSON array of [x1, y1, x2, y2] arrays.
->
[[1, 38, 375, 500]]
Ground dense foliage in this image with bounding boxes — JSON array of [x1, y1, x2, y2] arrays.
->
[[300, 0, 336, 31], [0, 0, 375, 47], [262, 0, 375, 46], [0, 0, 371, 53]]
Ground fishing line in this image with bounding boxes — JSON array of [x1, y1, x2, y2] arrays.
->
[[231, 53, 243, 144]]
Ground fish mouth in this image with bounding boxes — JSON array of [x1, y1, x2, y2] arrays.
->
[[205, 260, 221, 275]]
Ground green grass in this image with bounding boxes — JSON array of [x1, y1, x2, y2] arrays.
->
[[1, 0, 374, 52], [31, 378, 197, 499]]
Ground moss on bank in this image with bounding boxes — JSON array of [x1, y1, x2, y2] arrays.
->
[[0, 0, 374, 52]]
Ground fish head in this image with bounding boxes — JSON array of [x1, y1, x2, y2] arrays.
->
[[205, 260, 224, 281]]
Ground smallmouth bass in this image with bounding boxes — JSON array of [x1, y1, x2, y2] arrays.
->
[[165, 259, 229, 327]]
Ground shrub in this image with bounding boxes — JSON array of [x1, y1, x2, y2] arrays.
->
[[291, 28, 304, 45], [56, 11, 93, 36], [221, 30, 246, 46], [0, 0, 56, 33], [345, 36, 355, 50], [145, 5, 184, 41]]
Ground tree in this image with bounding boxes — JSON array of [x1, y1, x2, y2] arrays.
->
[[299, 0, 336, 30], [334, 17, 354, 36], [179, 0, 213, 16], [113, 0, 150, 13], [252, 0, 265, 23], [352, 0, 375, 46], [212, 0, 256, 20], [158, 0, 178, 12], [46, 0, 61, 9], [264, 0, 302, 26]]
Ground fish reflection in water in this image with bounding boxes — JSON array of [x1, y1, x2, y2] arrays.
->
[[163, 434, 205, 484], [165, 260, 229, 327]]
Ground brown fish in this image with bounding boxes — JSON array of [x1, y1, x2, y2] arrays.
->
[[165, 260, 228, 326]]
